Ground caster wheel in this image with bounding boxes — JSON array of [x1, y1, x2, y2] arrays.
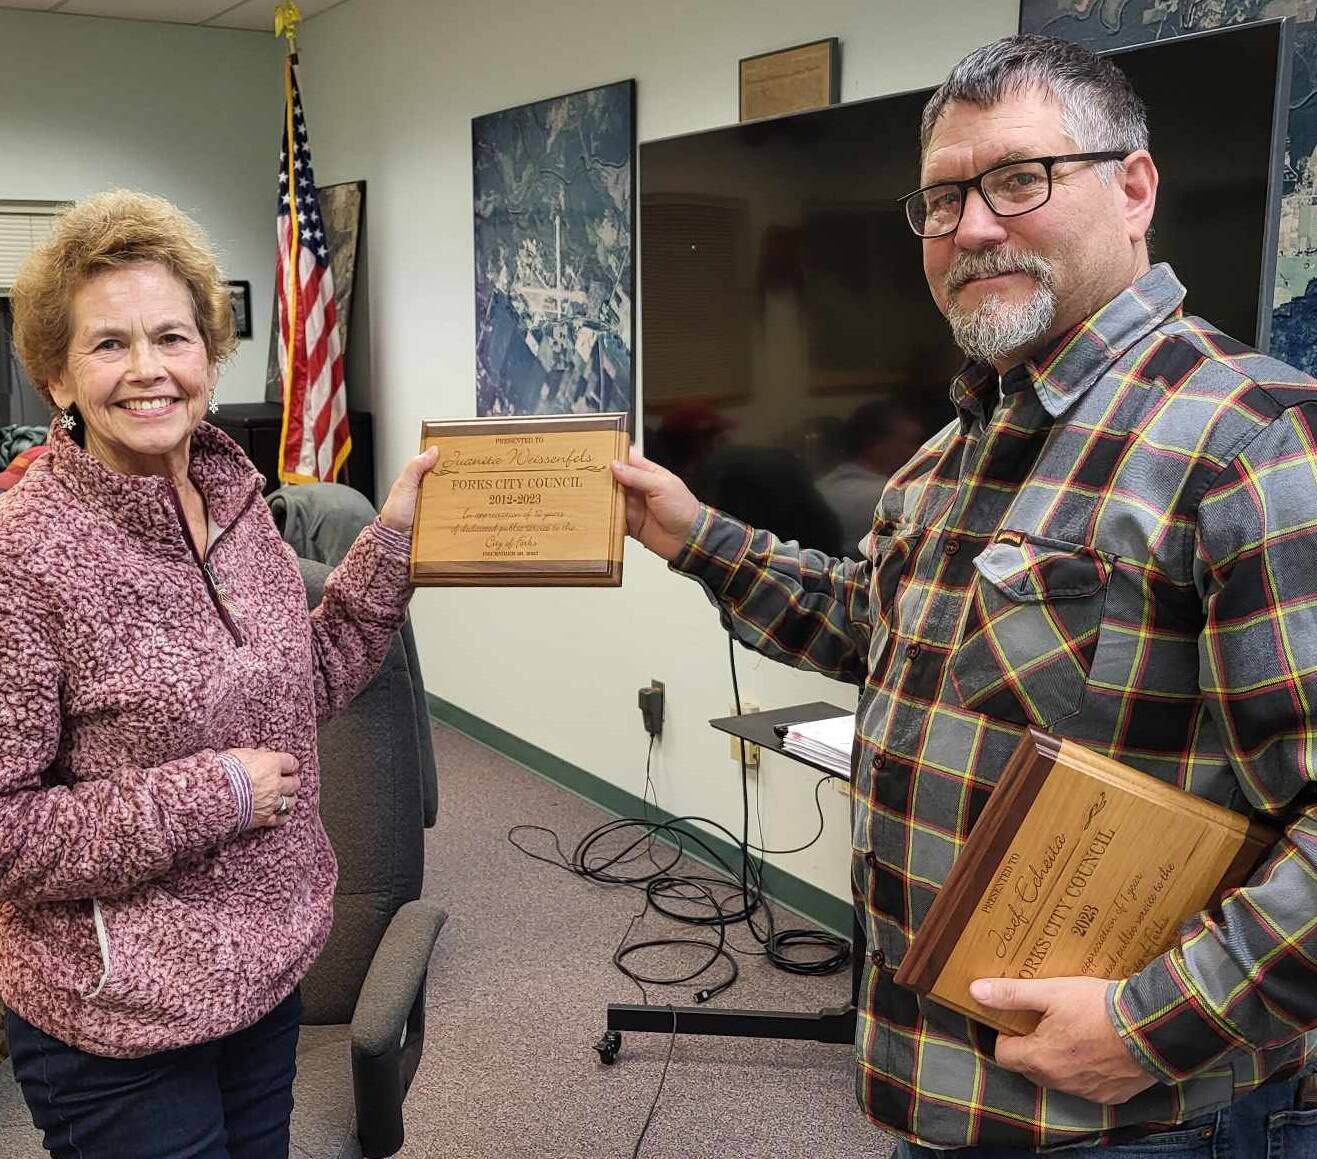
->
[[594, 1029, 622, 1065]]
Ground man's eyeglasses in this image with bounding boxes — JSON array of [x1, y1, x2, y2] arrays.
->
[[900, 151, 1132, 239]]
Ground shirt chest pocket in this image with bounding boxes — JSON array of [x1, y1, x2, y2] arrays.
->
[[867, 520, 926, 615], [949, 532, 1113, 729]]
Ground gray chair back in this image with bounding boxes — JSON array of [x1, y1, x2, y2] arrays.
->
[[298, 559, 425, 1026], [270, 483, 439, 829]]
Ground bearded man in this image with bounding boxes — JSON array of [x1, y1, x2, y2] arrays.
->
[[610, 33, 1317, 1158]]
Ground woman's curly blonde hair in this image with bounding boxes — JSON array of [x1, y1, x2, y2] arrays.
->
[[11, 190, 237, 405]]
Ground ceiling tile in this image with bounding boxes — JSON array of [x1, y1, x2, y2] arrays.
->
[[0, 0, 347, 27], [205, 0, 344, 30], [203, 0, 289, 30], [54, 0, 237, 22]]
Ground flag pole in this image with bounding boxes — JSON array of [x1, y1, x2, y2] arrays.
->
[[275, 2, 301, 483], [272, 0, 352, 486]]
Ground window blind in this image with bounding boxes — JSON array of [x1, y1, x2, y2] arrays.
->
[[0, 203, 65, 294]]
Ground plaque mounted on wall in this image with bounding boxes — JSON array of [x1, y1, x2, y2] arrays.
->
[[894, 729, 1278, 1036], [738, 38, 840, 123], [411, 413, 629, 587]]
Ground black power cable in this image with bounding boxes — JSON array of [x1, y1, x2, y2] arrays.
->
[[727, 633, 851, 977], [507, 637, 851, 997], [630, 1007, 676, 1159]]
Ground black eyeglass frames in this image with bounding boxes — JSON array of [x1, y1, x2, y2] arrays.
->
[[900, 151, 1132, 239]]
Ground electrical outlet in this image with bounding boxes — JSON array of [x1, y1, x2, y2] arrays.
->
[[638, 679, 664, 737], [731, 699, 761, 770]]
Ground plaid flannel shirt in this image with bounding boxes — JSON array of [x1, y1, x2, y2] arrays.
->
[[672, 264, 1317, 1150]]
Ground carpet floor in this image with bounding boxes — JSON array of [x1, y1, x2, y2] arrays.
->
[[392, 723, 896, 1159]]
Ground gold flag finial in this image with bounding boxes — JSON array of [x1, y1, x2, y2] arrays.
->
[[274, 1, 302, 53]]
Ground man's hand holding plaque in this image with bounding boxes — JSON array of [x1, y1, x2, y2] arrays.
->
[[968, 975, 1157, 1105], [608, 447, 700, 561], [410, 414, 630, 586]]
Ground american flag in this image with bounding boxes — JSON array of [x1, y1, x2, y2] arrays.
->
[[276, 55, 349, 484]]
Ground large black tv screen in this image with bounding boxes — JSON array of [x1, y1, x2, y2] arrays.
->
[[639, 21, 1288, 557]]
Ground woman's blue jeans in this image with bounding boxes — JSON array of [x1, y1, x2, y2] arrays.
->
[[6, 988, 301, 1159]]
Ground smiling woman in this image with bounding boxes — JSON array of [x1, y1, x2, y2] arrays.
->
[[52, 264, 216, 479], [12, 191, 237, 401], [10, 194, 241, 553], [0, 190, 437, 1159]]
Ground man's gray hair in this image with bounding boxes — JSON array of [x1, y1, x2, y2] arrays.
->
[[920, 34, 1149, 170]]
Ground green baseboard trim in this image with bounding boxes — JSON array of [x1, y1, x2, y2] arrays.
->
[[427, 693, 852, 938]]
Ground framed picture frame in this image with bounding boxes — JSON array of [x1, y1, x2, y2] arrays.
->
[[226, 280, 252, 340], [472, 79, 636, 423], [739, 38, 839, 123]]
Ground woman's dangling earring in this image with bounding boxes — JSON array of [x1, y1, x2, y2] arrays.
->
[[208, 389, 219, 414], [59, 407, 76, 431]]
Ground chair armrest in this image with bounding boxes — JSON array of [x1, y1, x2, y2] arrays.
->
[[350, 898, 447, 1158]]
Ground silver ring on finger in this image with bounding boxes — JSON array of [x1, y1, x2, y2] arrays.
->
[[276, 793, 290, 817]]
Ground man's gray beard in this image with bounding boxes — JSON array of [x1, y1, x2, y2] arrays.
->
[[946, 281, 1058, 365]]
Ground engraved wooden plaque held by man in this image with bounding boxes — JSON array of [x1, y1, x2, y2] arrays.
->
[[411, 413, 629, 586], [895, 728, 1278, 1037]]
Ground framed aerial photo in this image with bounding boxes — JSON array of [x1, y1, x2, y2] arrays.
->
[[472, 79, 636, 424]]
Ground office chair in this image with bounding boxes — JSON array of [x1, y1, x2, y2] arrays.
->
[[291, 558, 445, 1158]]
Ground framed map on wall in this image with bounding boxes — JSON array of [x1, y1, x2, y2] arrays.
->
[[1019, 1, 1316, 372], [472, 79, 636, 423]]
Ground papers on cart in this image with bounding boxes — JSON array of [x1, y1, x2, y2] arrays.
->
[[779, 713, 856, 780]]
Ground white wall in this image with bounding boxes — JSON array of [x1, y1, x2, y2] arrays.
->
[[298, 0, 1018, 909], [0, 10, 283, 404]]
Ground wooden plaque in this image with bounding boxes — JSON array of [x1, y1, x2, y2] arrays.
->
[[738, 38, 840, 123], [894, 729, 1277, 1036], [411, 414, 630, 587]]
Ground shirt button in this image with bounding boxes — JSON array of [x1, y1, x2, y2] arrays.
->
[[944, 538, 960, 556], [871, 752, 886, 770], [864, 852, 876, 868], [870, 950, 885, 967], [905, 643, 921, 660]]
